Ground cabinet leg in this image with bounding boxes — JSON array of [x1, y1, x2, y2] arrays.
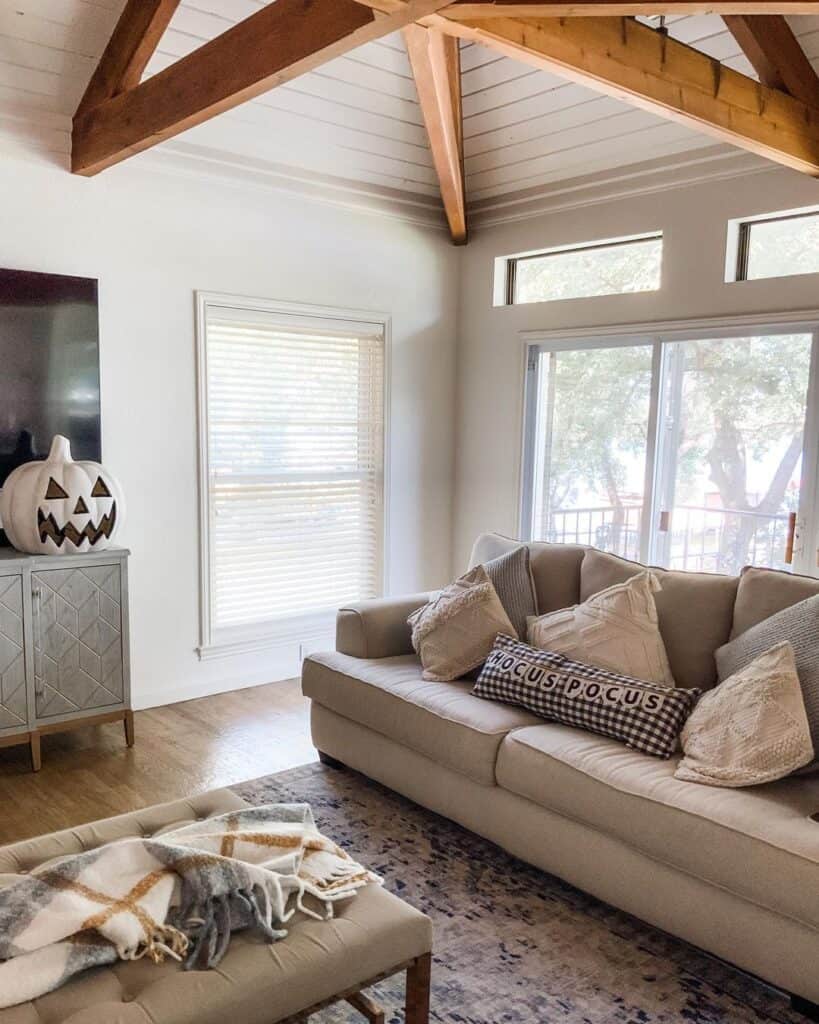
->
[[29, 731, 41, 773], [123, 710, 135, 748]]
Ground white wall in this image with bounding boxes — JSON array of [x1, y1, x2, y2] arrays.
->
[[0, 157, 459, 708], [453, 166, 819, 572], [4, 152, 819, 709]]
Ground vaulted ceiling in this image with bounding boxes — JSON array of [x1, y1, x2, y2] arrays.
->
[[2, 1, 819, 240]]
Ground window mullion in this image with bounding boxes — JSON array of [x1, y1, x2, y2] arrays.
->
[[639, 340, 663, 565]]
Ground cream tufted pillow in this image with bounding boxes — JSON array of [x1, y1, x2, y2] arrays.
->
[[527, 571, 675, 687], [408, 565, 516, 682], [675, 642, 814, 788]]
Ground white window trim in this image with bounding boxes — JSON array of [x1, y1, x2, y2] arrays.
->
[[518, 308, 819, 578], [493, 231, 663, 307], [725, 204, 819, 284], [195, 291, 392, 660]]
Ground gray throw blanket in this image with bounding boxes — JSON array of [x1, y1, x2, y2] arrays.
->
[[0, 803, 380, 1009]]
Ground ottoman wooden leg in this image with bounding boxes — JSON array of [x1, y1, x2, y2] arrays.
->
[[346, 990, 385, 1023], [405, 953, 431, 1024]]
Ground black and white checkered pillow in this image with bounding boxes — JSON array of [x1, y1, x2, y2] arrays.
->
[[473, 635, 700, 758]]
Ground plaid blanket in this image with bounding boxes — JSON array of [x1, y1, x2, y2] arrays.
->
[[0, 803, 380, 1009]]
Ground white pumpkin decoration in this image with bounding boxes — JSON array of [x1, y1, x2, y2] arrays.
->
[[0, 436, 124, 555]]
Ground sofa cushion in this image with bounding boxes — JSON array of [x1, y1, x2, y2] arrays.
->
[[731, 565, 819, 638], [496, 723, 819, 931], [469, 532, 585, 616], [677, 642, 814, 787], [580, 548, 737, 690], [474, 635, 698, 758], [718, 595, 819, 770], [484, 545, 537, 639], [302, 651, 540, 785], [408, 565, 516, 681], [528, 571, 675, 686]]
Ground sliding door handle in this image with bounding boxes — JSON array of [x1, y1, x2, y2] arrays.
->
[[784, 512, 797, 565]]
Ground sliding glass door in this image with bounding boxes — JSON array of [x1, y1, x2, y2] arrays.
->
[[526, 343, 655, 562], [522, 324, 819, 577]]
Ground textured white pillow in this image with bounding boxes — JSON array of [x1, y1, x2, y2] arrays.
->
[[527, 571, 675, 687], [408, 565, 516, 682], [675, 642, 814, 788]]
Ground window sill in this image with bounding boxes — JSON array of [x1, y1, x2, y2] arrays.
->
[[197, 612, 335, 661]]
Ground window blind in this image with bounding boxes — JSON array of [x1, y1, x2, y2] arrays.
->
[[203, 304, 385, 641]]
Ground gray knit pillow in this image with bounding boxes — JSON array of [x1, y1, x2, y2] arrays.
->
[[483, 545, 537, 640], [716, 594, 819, 769]]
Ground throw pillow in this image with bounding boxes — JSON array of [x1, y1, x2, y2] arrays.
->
[[483, 545, 537, 639], [407, 566, 516, 682], [473, 634, 699, 758], [675, 642, 814, 787], [716, 594, 819, 771], [527, 571, 675, 687]]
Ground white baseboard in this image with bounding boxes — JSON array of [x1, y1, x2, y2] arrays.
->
[[133, 652, 328, 710]]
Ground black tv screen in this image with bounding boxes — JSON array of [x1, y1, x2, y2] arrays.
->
[[0, 267, 101, 497]]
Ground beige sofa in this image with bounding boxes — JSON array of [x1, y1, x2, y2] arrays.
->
[[303, 533, 819, 1016]]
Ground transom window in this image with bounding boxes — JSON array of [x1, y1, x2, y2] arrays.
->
[[197, 295, 386, 656], [731, 207, 819, 282], [501, 233, 662, 306], [522, 323, 819, 578]]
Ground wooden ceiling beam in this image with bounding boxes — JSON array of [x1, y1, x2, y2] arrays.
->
[[75, 0, 182, 120], [72, 0, 455, 176], [404, 24, 467, 243], [723, 15, 819, 109], [437, 2, 819, 15], [424, 13, 819, 176]]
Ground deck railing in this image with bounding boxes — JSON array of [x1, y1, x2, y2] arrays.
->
[[541, 504, 791, 574]]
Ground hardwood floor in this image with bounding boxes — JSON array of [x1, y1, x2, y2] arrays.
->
[[0, 679, 316, 845]]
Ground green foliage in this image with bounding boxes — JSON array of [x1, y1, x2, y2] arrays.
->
[[540, 334, 811, 570]]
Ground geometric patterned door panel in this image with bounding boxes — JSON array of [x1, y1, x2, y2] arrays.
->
[[0, 575, 27, 731], [33, 565, 123, 720]]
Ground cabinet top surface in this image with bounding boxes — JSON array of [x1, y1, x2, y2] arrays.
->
[[0, 546, 130, 567]]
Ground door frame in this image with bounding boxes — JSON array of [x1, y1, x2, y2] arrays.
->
[[520, 310, 819, 577]]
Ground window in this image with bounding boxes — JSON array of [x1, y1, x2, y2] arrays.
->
[[732, 208, 819, 282], [502, 234, 662, 306], [522, 323, 819, 578], [197, 295, 386, 657]]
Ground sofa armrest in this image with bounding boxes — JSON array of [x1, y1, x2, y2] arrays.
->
[[336, 593, 431, 659]]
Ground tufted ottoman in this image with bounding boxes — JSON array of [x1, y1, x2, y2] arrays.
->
[[0, 790, 433, 1024]]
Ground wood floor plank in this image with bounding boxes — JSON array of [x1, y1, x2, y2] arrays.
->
[[0, 679, 315, 844]]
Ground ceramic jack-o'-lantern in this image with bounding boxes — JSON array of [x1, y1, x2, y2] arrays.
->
[[0, 436, 125, 555]]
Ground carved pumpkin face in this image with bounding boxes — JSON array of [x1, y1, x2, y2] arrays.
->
[[0, 436, 125, 555]]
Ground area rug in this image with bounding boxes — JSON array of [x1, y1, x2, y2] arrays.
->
[[235, 763, 804, 1024]]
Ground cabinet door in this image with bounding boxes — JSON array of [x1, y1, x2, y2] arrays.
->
[[0, 574, 27, 733], [33, 565, 124, 720]]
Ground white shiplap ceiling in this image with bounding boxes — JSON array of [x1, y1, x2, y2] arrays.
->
[[1, 1, 819, 211]]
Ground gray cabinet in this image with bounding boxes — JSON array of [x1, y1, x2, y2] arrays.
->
[[0, 574, 27, 732], [0, 549, 132, 770]]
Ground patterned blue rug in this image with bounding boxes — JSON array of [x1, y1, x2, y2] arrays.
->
[[235, 762, 806, 1024]]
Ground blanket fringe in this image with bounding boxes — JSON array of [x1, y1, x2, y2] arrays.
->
[[120, 924, 189, 964]]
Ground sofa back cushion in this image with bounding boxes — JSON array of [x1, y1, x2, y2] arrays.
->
[[730, 566, 819, 638], [580, 549, 737, 690], [469, 533, 584, 616]]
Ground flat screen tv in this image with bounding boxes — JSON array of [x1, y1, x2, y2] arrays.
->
[[0, 268, 101, 543]]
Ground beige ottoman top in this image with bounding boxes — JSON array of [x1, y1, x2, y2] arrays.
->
[[0, 790, 432, 1024]]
